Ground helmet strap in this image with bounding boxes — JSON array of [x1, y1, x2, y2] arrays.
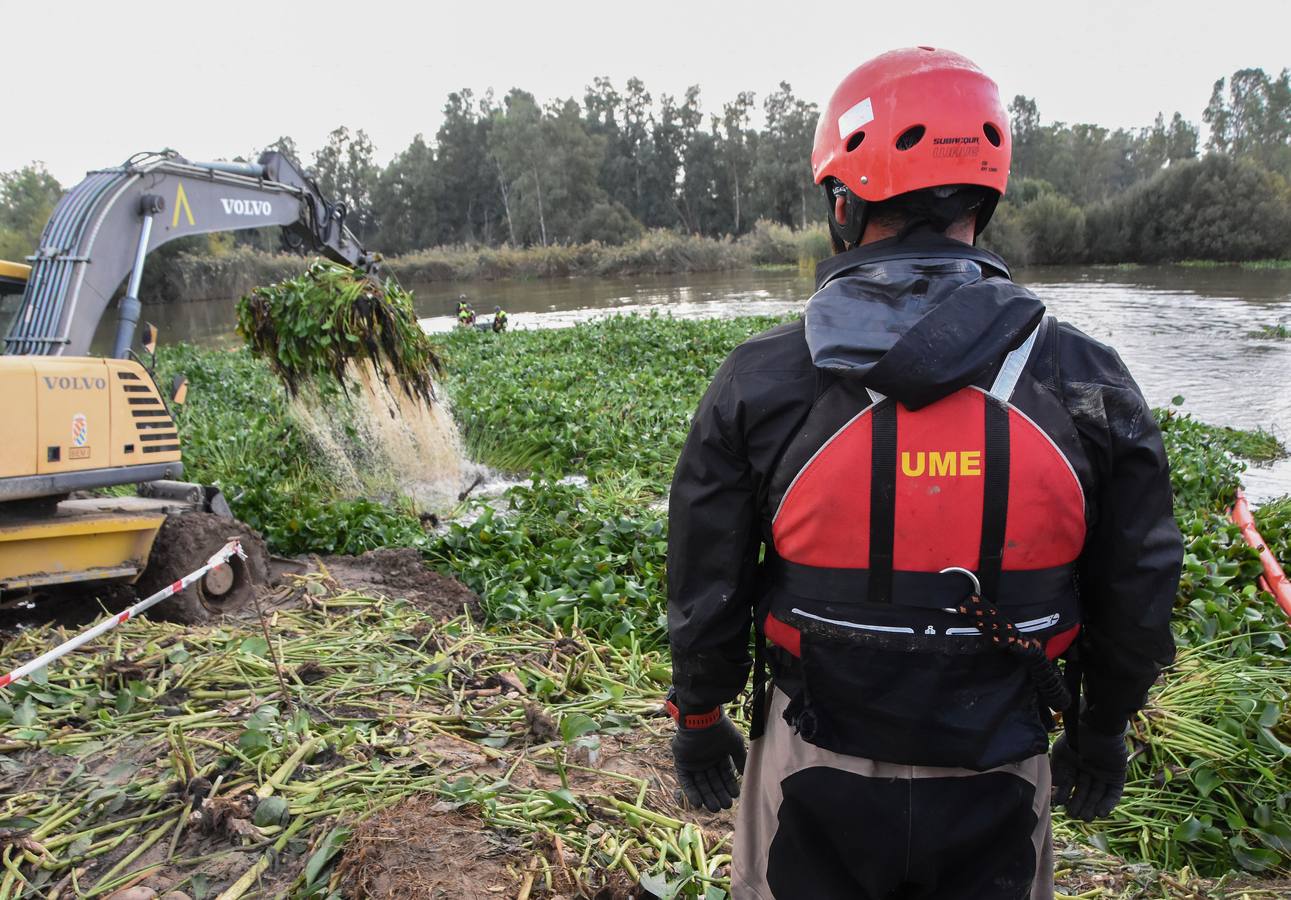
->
[[974, 192, 1000, 239], [824, 181, 868, 251]]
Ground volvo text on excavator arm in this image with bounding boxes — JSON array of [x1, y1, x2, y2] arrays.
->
[[3, 150, 378, 359]]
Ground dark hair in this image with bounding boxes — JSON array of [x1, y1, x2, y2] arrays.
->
[[867, 185, 994, 236]]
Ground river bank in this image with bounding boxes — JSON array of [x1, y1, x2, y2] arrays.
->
[[143, 224, 832, 305], [139, 230, 1291, 307]]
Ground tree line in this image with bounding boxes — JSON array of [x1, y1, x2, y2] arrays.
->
[[984, 68, 1291, 264], [296, 79, 819, 253], [2, 66, 1290, 267]]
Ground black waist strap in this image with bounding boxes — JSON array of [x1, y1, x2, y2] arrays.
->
[[766, 557, 1077, 610]]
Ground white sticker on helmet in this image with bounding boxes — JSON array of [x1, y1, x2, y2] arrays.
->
[[837, 97, 874, 139]]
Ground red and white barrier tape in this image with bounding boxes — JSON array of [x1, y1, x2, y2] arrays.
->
[[0, 539, 245, 689]]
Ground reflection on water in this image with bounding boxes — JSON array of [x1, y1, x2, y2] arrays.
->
[[119, 264, 1291, 501]]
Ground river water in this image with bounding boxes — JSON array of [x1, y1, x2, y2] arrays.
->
[[122, 265, 1291, 501]]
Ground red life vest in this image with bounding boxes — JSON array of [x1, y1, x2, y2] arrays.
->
[[759, 318, 1090, 769]]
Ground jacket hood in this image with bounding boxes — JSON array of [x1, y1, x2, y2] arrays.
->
[[806, 234, 1044, 409]]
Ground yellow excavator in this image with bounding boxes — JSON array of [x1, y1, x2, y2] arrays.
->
[[1, 151, 376, 622]]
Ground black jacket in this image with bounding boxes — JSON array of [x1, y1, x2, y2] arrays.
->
[[667, 234, 1181, 735]]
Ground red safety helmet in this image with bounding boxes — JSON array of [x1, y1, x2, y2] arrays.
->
[[812, 47, 1011, 246]]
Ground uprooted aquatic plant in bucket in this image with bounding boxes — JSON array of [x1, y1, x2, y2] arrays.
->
[[236, 262, 442, 405]]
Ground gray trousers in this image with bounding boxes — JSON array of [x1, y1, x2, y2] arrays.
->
[[732, 689, 1054, 900]]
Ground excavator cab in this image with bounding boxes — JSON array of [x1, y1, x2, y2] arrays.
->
[[0, 261, 28, 338]]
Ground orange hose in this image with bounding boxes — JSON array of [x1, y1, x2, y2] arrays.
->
[[1230, 488, 1291, 620]]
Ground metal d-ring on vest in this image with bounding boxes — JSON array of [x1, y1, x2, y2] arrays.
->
[[940, 565, 1072, 712]]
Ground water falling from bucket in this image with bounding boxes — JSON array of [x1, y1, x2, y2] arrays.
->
[[288, 359, 476, 514], [236, 262, 480, 513]]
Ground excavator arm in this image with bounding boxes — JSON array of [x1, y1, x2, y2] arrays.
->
[[3, 150, 377, 358]]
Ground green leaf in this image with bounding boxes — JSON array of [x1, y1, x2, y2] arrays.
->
[[1230, 835, 1281, 871], [559, 712, 599, 744], [304, 825, 352, 885], [1191, 767, 1221, 798], [239, 636, 270, 657], [543, 788, 581, 810], [1175, 817, 1205, 842], [114, 689, 134, 715], [639, 871, 679, 900], [12, 697, 37, 727], [0, 817, 39, 830], [239, 729, 272, 754]]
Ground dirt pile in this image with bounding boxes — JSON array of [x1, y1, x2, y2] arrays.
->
[[337, 801, 521, 898], [319, 547, 480, 619]]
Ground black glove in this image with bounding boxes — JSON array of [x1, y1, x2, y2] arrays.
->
[[671, 712, 747, 813], [1051, 717, 1129, 821]]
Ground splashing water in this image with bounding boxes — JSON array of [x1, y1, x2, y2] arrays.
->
[[287, 360, 478, 513]]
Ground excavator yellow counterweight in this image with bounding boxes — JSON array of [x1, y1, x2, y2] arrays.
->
[[0, 355, 181, 592], [0, 357, 180, 484]]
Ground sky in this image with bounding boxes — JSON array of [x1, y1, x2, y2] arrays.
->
[[5, 0, 1289, 185]]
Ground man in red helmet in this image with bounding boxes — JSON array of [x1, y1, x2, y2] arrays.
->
[[665, 47, 1180, 898]]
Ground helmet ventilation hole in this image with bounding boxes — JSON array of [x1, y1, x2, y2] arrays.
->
[[983, 123, 1002, 147], [846, 130, 866, 152], [895, 125, 925, 151]]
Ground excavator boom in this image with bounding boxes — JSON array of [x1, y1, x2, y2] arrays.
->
[[4, 150, 376, 358]]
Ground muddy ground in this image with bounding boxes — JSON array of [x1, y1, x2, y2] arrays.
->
[[315, 547, 480, 621], [0, 545, 478, 635]]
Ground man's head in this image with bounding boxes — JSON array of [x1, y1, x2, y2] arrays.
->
[[811, 47, 1011, 252]]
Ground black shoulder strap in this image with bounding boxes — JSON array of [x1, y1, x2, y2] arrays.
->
[[977, 396, 1011, 603], [867, 399, 898, 604]]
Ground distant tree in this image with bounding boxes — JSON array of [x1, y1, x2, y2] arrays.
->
[[261, 135, 302, 166], [715, 92, 756, 234], [371, 135, 439, 254], [1008, 97, 1200, 207], [677, 87, 721, 235], [312, 127, 379, 242], [488, 91, 609, 246], [538, 97, 610, 242], [977, 199, 1030, 266], [621, 78, 653, 217], [0, 163, 63, 260], [1166, 112, 1199, 163], [436, 89, 501, 245], [1020, 193, 1085, 264], [1008, 96, 1044, 177], [488, 90, 545, 245], [1204, 67, 1291, 176], [1086, 154, 1291, 262], [575, 200, 644, 244], [753, 83, 820, 228], [648, 93, 686, 228]]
